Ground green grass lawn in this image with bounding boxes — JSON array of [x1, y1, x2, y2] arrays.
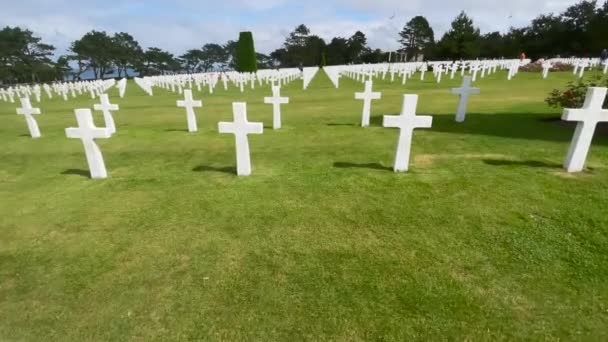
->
[[1, 70, 607, 341]]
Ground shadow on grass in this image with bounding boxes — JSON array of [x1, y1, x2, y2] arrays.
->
[[327, 123, 357, 127], [333, 162, 393, 171], [165, 128, 189, 132], [61, 169, 90, 178], [483, 159, 562, 169], [192, 165, 236, 174], [431, 113, 608, 144]]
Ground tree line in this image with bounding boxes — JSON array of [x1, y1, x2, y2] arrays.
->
[[0, 0, 606, 84]]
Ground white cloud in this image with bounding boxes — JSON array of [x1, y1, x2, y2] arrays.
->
[[0, 0, 582, 56]]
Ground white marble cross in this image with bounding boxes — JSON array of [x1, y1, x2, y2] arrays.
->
[[383, 95, 433, 172], [451, 76, 480, 123], [218, 103, 264, 176], [65, 109, 112, 179], [435, 65, 443, 83], [177, 89, 202, 132], [542, 63, 551, 79], [94, 94, 119, 135], [471, 65, 480, 82], [355, 80, 381, 127], [264, 85, 289, 129], [16, 97, 42, 138], [117, 78, 127, 98], [562, 87, 608, 173]]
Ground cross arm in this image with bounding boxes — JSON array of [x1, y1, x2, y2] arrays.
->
[[218, 122, 235, 134], [562, 108, 587, 122], [247, 123, 264, 134], [382, 115, 401, 128], [415, 115, 433, 128]]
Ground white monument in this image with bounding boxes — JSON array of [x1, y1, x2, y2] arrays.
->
[[355, 80, 381, 127], [117, 78, 127, 98], [451, 76, 480, 123], [562, 87, 608, 173], [177, 89, 202, 133], [383, 95, 433, 172], [542, 63, 551, 79], [94, 94, 119, 135], [303, 67, 319, 90], [264, 85, 289, 129], [65, 109, 112, 179], [218, 103, 264, 176], [16, 97, 42, 138]]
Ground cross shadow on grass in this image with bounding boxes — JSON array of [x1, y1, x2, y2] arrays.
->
[[431, 113, 608, 144], [483, 159, 562, 169], [192, 165, 236, 174], [61, 169, 90, 178], [165, 128, 189, 132], [333, 162, 393, 171], [327, 123, 356, 127]]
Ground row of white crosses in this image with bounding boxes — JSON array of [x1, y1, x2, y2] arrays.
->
[[354, 77, 608, 173], [16, 91, 120, 140], [137, 69, 302, 97], [544, 58, 606, 79], [1, 78, 126, 105], [354, 77, 479, 171], [173, 86, 288, 176], [177, 85, 289, 132], [337, 59, 528, 87]]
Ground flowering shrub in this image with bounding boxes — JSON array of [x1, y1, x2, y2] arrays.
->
[[546, 76, 608, 109], [520, 61, 573, 72]]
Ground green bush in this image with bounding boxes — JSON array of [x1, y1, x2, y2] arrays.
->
[[546, 76, 608, 109], [236, 32, 257, 72]]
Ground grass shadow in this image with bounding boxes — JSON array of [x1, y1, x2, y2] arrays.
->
[[432, 113, 608, 144], [192, 165, 236, 174], [483, 159, 562, 169], [165, 128, 190, 132], [61, 169, 90, 178], [333, 162, 393, 172], [327, 123, 356, 127], [370, 115, 385, 127]]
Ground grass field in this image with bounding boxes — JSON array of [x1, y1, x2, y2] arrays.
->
[[1, 70, 607, 341]]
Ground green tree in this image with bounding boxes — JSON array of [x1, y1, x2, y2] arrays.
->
[[111, 32, 143, 78], [437, 12, 481, 60], [54, 55, 72, 80], [0, 26, 55, 83], [325, 37, 349, 65], [236, 32, 257, 72], [200, 43, 228, 71], [398, 16, 434, 61], [588, 0, 608, 53], [70, 31, 115, 79], [256, 53, 274, 69], [346, 31, 369, 63], [137, 47, 178, 76], [180, 49, 205, 73], [303, 35, 326, 66], [223, 40, 238, 69], [274, 24, 312, 67]]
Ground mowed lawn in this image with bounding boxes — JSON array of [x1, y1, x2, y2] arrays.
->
[[1, 70, 607, 341]]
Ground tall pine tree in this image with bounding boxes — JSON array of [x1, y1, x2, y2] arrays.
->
[[236, 31, 257, 72]]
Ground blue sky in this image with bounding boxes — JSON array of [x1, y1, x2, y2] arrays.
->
[[0, 0, 579, 55]]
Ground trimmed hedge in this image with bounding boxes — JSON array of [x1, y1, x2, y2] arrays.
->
[[236, 32, 257, 72]]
